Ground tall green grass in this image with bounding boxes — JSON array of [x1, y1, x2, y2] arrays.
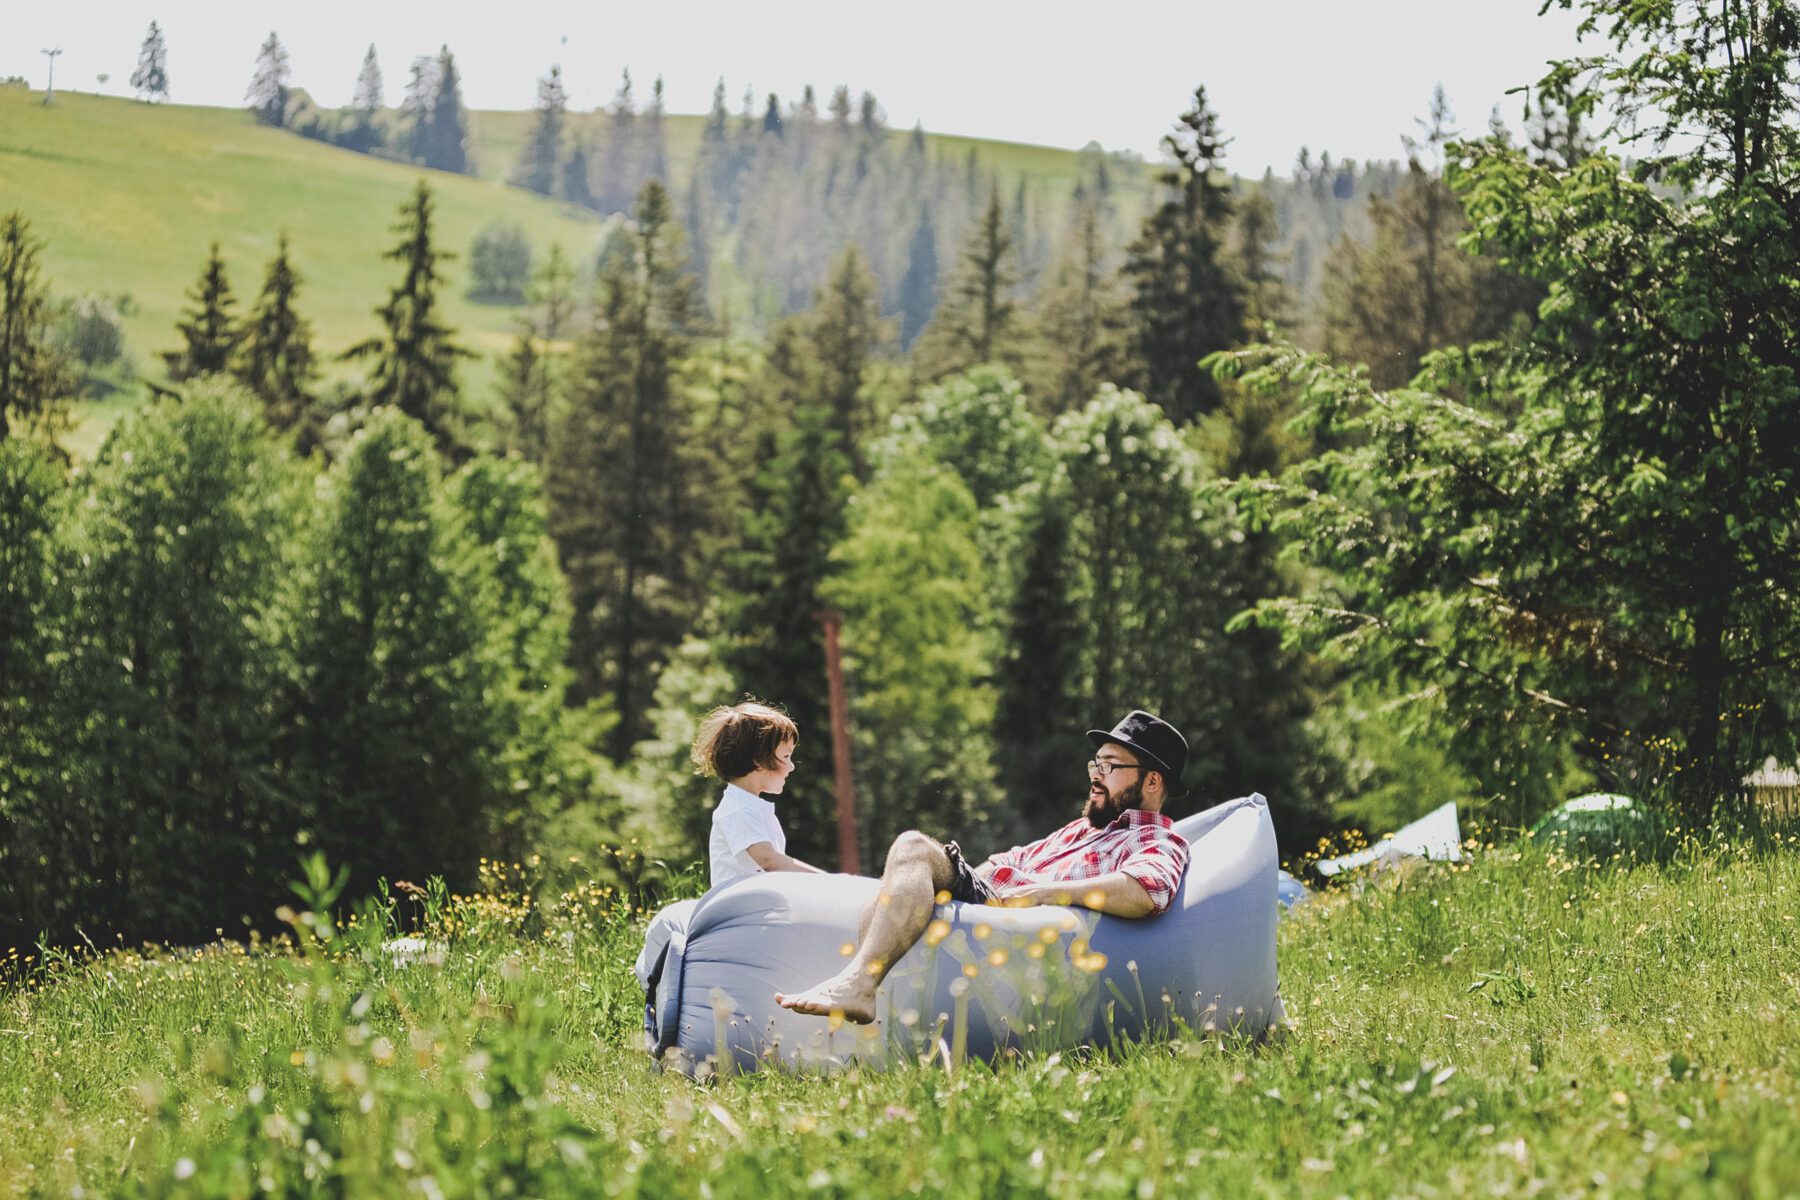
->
[[4, 831, 1798, 1197]]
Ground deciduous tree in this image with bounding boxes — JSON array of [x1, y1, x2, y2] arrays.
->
[[1225, 0, 1800, 827]]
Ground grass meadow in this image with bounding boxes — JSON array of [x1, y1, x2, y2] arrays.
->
[[4, 828, 1798, 1198]]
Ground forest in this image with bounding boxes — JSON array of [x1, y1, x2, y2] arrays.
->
[[1, 0, 1796, 957]]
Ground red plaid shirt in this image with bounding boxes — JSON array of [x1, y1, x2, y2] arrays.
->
[[981, 809, 1190, 915]]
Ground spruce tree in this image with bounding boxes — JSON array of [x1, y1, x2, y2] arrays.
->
[[911, 189, 1022, 381], [164, 243, 240, 381], [898, 209, 939, 351], [345, 44, 384, 154], [547, 180, 706, 756], [425, 46, 470, 174], [514, 64, 567, 196], [398, 55, 439, 165], [1029, 197, 1128, 413], [1319, 87, 1535, 390], [1122, 86, 1244, 423], [992, 487, 1085, 837], [644, 76, 670, 183], [341, 182, 473, 455], [0, 213, 74, 444], [809, 246, 882, 477], [596, 70, 637, 215], [245, 32, 290, 126], [561, 130, 596, 210], [234, 233, 315, 434], [498, 244, 575, 463], [131, 21, 169, 103], [717, 399, 851, 865]]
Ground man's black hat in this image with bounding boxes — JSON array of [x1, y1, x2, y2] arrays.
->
[[1088, 710, 1188, 786]]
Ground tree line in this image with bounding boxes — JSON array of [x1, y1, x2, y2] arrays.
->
[[7, 0, 1795, 950]]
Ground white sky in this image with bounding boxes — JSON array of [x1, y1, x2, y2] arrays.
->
[[4, 0, 1592, 173]]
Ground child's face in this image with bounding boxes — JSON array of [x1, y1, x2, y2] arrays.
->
[[761, 740, 797, 795]]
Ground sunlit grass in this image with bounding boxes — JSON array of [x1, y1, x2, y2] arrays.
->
[[3, 829, 1798, 1197]]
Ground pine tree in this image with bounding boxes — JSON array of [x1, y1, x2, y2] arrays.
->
[[233, 233, 315, 434], [0, 213, 74, 444], [164, 243, 240, 381], [898, 209, 939, 351], [911, 189, 1022, 381], [1122, 86, 1245, 423], [992, 488, 1085, 836], [246, 32, 290, 127], [547, 180, 706, 757], [1233, 187, 1287, 330], [131, 21, 169, 103], [514, 64, 567, 196], [596, 70, 637, 215], [644, 76, 670, 183], [761, 92, 784, 139], [341, 182, 473, 455], [498, 244, 575, 463], [717, 400, 851, 865], [398, 55, 439, 165], [344, 44, 384, 154], [1319, 88, 1531, 390], [809, 246, 882, 477], [561, 129, 596, 210], [1029, 197, 1128, 413], [425, 46, 470, 175]]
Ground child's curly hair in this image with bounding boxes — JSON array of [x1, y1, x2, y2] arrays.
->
[[690, 700, 799, 780]]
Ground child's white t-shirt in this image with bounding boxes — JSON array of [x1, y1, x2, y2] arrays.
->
[[709, 783, 785, 888]]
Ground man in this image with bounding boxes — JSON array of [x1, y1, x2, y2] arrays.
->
[[776, 709, 1191, 1024]]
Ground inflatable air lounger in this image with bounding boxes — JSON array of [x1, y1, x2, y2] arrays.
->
[[640, 793, 1284, 1074]]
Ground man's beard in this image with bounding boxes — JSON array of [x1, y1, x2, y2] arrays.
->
[[1084, 777, 1144, 828]]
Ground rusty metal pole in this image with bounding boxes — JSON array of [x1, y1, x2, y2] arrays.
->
[[815, 609, 861, 875]]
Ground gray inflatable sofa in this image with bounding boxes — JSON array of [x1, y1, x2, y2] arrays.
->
[[639, 792, 1284, 1074]]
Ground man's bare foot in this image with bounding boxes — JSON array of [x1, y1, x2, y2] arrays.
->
[[776, 974, 878, 1024]]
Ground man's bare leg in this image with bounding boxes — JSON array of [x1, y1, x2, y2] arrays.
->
[[776, 831, 952, 1024]]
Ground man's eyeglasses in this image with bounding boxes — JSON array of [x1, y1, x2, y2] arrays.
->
[[1087, 759, 1145, 778]]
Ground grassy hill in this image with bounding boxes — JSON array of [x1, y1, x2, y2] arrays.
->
[[0, 86, 1143, 457], [3, 834, 1798, 1195], [0, 86, 609, 456]]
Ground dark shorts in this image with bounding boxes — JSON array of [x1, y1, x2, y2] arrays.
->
[[942, 839, 996, 905]]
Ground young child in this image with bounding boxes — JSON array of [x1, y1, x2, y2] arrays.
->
[[691, 701, 826, 888]]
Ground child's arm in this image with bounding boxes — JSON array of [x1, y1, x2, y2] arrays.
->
[[745, 842, 827, 874]]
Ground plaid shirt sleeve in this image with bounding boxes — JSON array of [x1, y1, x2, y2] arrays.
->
[[1117, 823, 1190, 915]]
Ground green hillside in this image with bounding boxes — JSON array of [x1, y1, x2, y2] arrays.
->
[[0, 86, 607, 455], [0, 86, 1142, 456]]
